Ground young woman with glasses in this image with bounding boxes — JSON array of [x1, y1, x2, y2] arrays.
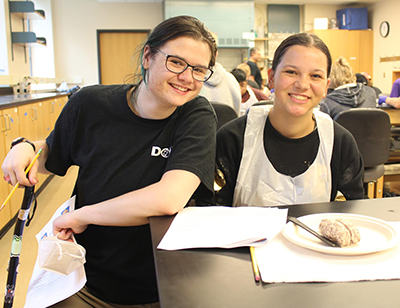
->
[[2, 16, 217, 307]]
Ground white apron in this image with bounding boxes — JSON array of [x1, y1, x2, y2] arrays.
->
[[233, 105, 334, 207]]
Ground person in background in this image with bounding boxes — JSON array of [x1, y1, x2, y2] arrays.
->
[[247, 47, 264, 89], [379, 78, 400, 108], [210, 33, 364, 207], [237, 62, 261, 90], [231, 68, 270, 114], [319, 57, 376, 120], [200, 32, 241, 115], [360, 71, 382, 98], [2, 16, 217, 307], [200, 60, 241, 115]]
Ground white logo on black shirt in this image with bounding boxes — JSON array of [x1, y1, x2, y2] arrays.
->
[[151, 146, 172, 158]]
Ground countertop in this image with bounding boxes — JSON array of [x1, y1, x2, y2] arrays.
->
[[0, 92, 69, 109]]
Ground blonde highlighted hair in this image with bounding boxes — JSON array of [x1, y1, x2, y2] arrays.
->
[[236, 63, 251, 77], [329, 56, 356, 89]]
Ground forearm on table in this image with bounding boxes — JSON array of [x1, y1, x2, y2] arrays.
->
[[76, 169, 201, 226], [386, 97, 400, 109]]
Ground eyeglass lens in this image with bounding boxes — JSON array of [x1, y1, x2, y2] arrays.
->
[[166, 56, 212, 82]]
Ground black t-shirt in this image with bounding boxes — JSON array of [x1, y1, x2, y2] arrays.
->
[[45, 84, 217, 304], [212, 113, 364, 206]]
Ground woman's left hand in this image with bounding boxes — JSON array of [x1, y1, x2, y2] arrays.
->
[[53, 209, 88, 240]]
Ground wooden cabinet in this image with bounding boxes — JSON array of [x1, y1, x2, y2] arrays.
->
[[0, 94, 68, 230], [311, 29, 374, 76], [1, 107, 24, 221], [0, 114, 11, 229]]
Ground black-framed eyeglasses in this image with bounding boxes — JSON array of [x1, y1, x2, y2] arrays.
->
[[155, 49, 213, 82]]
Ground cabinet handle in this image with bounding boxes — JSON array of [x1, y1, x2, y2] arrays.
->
[[0, 115, 6, 132], [31, 107, 38, 121], [5, 114, 12, 131], [50, 101, 55, 114]]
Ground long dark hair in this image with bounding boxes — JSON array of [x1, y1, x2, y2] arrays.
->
[[272, 33, 332, 77], [137, 15, 217, 84]]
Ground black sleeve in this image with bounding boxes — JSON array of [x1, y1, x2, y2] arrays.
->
[[330, 123, 365, 200], [165, 97, 217, 200], [213, 116, 247, 206], [45, 87, 85, 175]]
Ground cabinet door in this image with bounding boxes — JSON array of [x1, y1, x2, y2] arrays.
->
[[358, 30, 373, 75], [42, 99, 56, 137], [312, 29, 373, 77], [346, 30, 360, 74], [0, 107, 25, 224], [1, 107, 25, 218], [18, 103, 48, 192], [18, 103, 38, 141], [0, 111, 12, 228], [47, 95, 68, 133]]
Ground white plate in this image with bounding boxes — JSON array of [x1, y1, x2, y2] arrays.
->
[[282, 213, 399, 255]]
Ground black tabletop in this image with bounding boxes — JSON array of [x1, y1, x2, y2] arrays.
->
[[150, 197, 400, 308], [0, 92, 68, 109]]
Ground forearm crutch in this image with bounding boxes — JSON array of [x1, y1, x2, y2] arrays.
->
[[4, 186, 35, 308]]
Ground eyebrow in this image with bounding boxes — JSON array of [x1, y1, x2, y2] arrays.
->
[[282, 65, 326, 74], [169, 53, 209, 69]]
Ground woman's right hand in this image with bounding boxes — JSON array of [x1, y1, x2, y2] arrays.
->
[[2, 141, 46, 187]]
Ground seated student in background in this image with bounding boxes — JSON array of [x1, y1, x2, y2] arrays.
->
[[211, 33, 364, 207], [237, 62, 262, 90], [379, 78, 400, 108], [231, 68, 270, 114], [319, 57, 376, 120], [358, 72, 382, 98], [200, 34, 242, 115]]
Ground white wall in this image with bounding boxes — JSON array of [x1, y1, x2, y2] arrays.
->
[[51, 0, 163, 86], [5, 0, 30, 78], [31, 0, 55, 78], [4, 0, 400, 91], [303, 4, 343, 32], [0, 0, 8, 75], [370, 0, 400, 94]]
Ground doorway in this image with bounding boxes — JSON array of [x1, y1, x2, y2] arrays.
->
[[97, 30, 149, 85]]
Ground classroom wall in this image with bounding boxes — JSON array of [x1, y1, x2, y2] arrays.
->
[[370, 0, 400, 94], [3, 0, 400, 91], [303, 4, 344, 32], [51, 0, 163, 86], [31, 0, 55, 78]]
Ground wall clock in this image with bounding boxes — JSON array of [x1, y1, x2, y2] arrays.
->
[[380, 21, 390, 38]]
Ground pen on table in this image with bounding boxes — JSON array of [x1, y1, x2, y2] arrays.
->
[[1, 147, 44, 211], [250, 246, 260, 282]]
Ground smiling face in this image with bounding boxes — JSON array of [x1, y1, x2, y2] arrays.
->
[[141, 36, 211, 116], [271, 45, 330, 119]]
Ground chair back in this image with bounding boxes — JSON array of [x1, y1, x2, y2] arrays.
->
[[211, 102, 238, 130], [335, 108, 391, 167], [252, 100, 274, 107]]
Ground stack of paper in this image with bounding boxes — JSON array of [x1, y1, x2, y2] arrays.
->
[[157, 206, 288, 250]]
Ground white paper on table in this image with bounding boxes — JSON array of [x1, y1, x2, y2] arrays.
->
[[24, 196, 87, 308], [157, 206, 288, 250], [255, 221, 400, 283]]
